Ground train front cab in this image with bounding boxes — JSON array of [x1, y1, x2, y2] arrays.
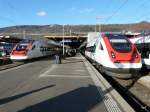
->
[[101, 34, 142, 78], [10, 40, 34, 61]]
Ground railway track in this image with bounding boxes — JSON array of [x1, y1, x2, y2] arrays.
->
[[95, 67, 150, 112], [112, 77, 150, 111], [0, 62, 25, 71], [0, 56, 54, 71]]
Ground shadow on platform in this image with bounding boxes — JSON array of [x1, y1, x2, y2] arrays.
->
[[0, 84, 55, 105], [26, 56, 55, 63], [18, 85, 113, 112]]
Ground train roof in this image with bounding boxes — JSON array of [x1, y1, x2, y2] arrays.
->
[[47, 40, 61, 46]]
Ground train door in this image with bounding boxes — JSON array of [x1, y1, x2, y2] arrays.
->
[[91, 44, 96, 60], [95, 38, 104, 64], [91, 38, 98, 61], [94, 38, 105, 72], [30, 44, 36, 58]]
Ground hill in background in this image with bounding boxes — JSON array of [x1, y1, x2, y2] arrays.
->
[[0, 21, 150, 36]]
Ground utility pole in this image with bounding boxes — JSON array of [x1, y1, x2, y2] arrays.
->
[[96, 16, 103, 32], [70, 29, 72, 36], [23, 30, 26, 39]]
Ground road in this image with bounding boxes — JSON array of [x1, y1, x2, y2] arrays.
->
[[0, 56, 109, 112]]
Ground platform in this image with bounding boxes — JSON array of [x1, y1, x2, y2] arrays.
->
[[0, 54, 134, 112], [38, 54, 134, 112]]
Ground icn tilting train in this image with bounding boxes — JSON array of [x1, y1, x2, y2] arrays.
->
[[85, 33, 142, 78], [10, 39, 63, 61], [127, 33, 150, 69]]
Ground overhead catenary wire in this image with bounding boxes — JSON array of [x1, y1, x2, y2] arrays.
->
[[104, 0, 129, 24], [0, 16, 16, 25], [0, 0, 21, 27], [4, 0, 20, 14], [135, 0, 150, 10], [127, 0, 150, 23]]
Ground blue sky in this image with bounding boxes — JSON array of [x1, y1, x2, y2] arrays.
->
[[0, 0, 150, 27]]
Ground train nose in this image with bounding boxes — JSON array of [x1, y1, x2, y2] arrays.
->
[[11, 50, 28, 56], [110, 49, 141, 63]]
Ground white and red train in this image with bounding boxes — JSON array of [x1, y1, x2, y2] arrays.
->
[[85, 33, 142, 78], [10, 39, 62, 61], [127, 33, 150, 69]]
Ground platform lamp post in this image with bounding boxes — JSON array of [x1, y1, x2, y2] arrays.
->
[[62, 24, 65, 56]]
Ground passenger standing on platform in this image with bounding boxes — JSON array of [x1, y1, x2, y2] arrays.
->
[[55, 47, 61, 64]]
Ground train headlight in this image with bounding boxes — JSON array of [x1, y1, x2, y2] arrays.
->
[[134, 51, 139, 58], [135, 53, 138, 58], [111, 52, 116, 58]]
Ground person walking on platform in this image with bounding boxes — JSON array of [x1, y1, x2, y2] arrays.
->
[[55, 48, 62, 64]]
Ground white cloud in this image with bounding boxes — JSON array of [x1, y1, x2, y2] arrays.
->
[[79, 8, 94, 14], [37, 11, 47, 17]]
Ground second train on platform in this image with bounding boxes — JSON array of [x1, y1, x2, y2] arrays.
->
[[10, 39, 65, 61]]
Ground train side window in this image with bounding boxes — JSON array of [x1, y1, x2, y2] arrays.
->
[[40, 46, 44, 51], [93, 45, 96, 52], [32, 45, 36, 50], [99, 43, 103, 50]]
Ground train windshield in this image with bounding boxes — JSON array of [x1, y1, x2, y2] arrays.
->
[[16, 43, 28, 51], [107, 34, 132, 53]]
